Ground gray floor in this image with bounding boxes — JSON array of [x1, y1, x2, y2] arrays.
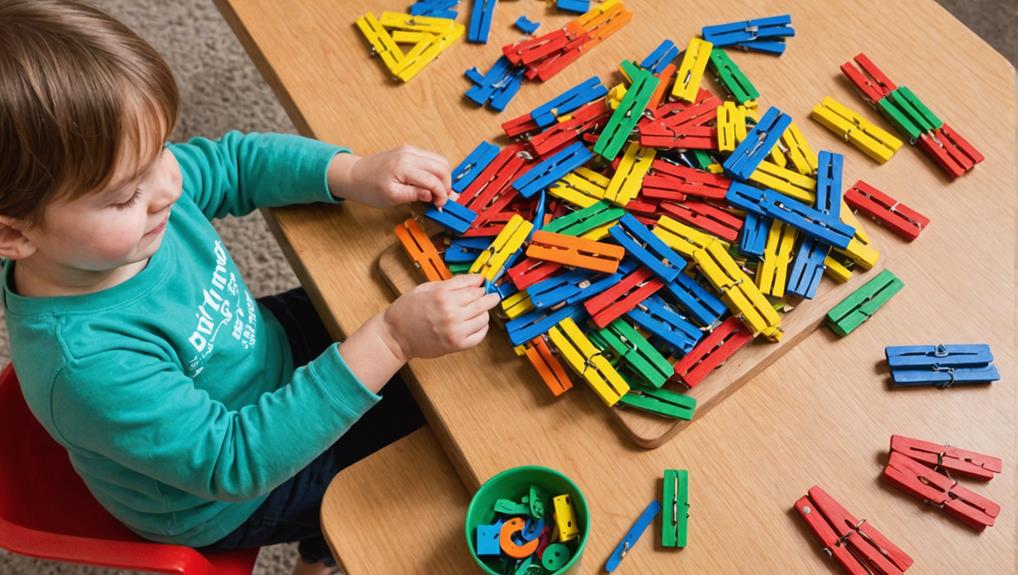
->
[[0, 1, 1013, 574]]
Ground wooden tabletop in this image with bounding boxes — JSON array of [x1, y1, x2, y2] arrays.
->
[[216, 0, 1016, 572]]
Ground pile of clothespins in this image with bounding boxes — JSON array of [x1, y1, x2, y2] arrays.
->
[[474, 486, 582, 573]]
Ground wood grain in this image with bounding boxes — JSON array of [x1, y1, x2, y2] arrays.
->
[[217, 0, 1016, 572]]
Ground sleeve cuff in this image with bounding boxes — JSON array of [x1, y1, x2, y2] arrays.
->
[[309, 342, 381, 419]]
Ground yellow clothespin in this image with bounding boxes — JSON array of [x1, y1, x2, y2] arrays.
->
[[378, 12, 457, 34], [748, 160, 817, 204], [672, 38, 713, 102], [604, 143, 656, 207], [606, 83, 627, 110], [833, 200, 880, 270], [391, 30, 431, 44], [549, 167, 610, 208], [547, 317, 630, 407], [693, 241, 782, 341], [706, 162, 724, 174], [780, 122, 818, 175], [716, 101, 748, 152], [354, 13, 404, 74], [501, 291, 535, 319], [652, 215, 730, 258], [756, 220, 797, 297], [823, 256, 852, 283], [811, 96, 903, 164], [393, 23, 464, 82], [469, 214, 533, 281]]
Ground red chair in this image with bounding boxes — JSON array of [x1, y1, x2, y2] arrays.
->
[[0, 364, 259, 574]]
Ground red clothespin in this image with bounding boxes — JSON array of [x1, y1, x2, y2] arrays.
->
[[502, 113, 540, 139], [639, 124, 716, 149], [795, 485, 913, 575], [638, 90, 721, 149], [624, 198, 663, 226], [659, 200, 743, 242], [460, 143, 532, 211], [841, 53, 897, 105], [917, 124, 984, 179], [642, 160, 731, 201], [638, 89, 721, 132], [508, 257, 563, 290], [843, 180, 928, 241], [671, 317, 753, 387], [584, 266, 664, 328], [526, 33, 590, 82], [503, 28, 570, 66], [883, 451, 1000, 530], [889, 435, 1002, 481], [529, 100, 611, 156]]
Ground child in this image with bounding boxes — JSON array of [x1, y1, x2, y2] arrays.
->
[[0, 1, 500, 573]]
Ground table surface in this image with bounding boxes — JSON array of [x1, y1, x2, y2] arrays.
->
[[215, 0, 1016, 572]]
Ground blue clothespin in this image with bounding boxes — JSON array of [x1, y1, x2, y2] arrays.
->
[[425, 201, 477, 234], [604, 500, 660, 573], [722, 106, 792, 180], [444, 237, 490, 263], [409, 0, 459, 19], [726, 182, 855, 249], [513, 15, 541, 35], [640, 39, 679, 74], [467, 0, 497, 43], [556, 0, 590, 14], [489, 276, 518, 298], [786, 237, 829, 299], [815, 150, 843, 218], [627, 294, 702, 354], [465, 56, 526, 112], [530, 76, 608, 128], [702, 14, 794, 55], [532, 190, 547, 234], [528, 265, 628, 310], [886, 344, 1000, 388], [506, 304, 586, 346], [739, 212, 770, 257], [452, 142, 500, 193], [608, 213, 685, 283], [662, 273, 726, 326], [512, 142, 593, 198]]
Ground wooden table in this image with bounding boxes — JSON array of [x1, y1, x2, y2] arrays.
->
[[216, 1, 1016, 572]]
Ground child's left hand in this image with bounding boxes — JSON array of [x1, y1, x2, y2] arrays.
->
[[329, 146, 453, 209]]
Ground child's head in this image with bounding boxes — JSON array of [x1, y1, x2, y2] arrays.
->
[[0, 0, 183, 273]]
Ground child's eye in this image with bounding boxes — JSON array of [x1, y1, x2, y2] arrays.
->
[[113, 188, 143, 210]]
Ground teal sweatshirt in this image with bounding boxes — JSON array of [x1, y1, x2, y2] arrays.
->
[[2, 132, 381, 546]]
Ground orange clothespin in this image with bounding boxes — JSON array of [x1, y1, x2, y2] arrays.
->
[[394, 218, 452, 282], [526, 230, 624, 273]]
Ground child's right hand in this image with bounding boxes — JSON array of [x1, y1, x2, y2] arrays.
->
[[382, 274, 501, 361]]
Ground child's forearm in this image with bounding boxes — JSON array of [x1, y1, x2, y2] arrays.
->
[[337, 311, 407, 394]]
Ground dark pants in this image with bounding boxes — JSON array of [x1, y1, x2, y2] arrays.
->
[[198, 288, 425, 564]]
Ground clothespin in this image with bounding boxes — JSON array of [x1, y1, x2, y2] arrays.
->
[[543, 200, 625, 239], [786, 237, 829, 299], [917, 124, 984, 179], [570, 0, 630, 51], [530, 76, 609, 128], [726, 182, 855, 249], [467, 0, 496, 43], [594, 60, 659, 161], [659, 200, 742, 243], [531, 100, 612, 157], [709, 48, 759, 104], [500, 290, 534, 319], [716, 101, 749, 152], [825, 269, 903, 336], [738, 212, 769, 257], [409, 0, 459, 19], [526, 230, 624, 273], [652, 214, 730, 258], [466, 56, 526, 111], [608, 213, 686, 282], [627, 293, 703, 354], [661, 469, 689, 548], [394, 218, 453, 282], [547, 317, 630, 406], [779, 121, 818, 175], [756, 220, 797, 297], [795, 485, 914, 574], [528, 264, 631, 310], [604, 500, 660, 573], [556, 0, 591, 14], [883, 451, 1000, 530], [831, 203, 880, 270], [693, 241, 782, 340], [452, 142, 500, 194], [604, 143, 656, 206], [701, 14, 794, 55], [459, 144, 528, 220], [885, 344, 1000, 388], [506, 303, 586, 346], [513, 15, 541, 35], [672, 316, 753, 387], [425, 200, 478, 234], [501, 113, 540, 139], [811, 97, 903, 164], [354, 13, 405, 74], [671, 38, 714, 102], [596, 319, 672, 388], [841, 52, 897, 105], [389, 21, 465, 82], [523, 336, 573, 396], [664, 272, 726, 326], [469, 214, 533, 281], [877, 86, 941, 144], [508, 257, 563, 290], [444, 236, 491, 264], [844, 180, 928, 241], [723, 106, 792, 180], [747, 160, 817, 204], [584, 266, 664, 328], [640, 39, 679, 74], [639, 96, 719, 149], [512, 142, 593, 198], [617, 386, 697, 420], [643, 160, 730, 202], [889, 434, 1002, 481], [814, 151, 843, 218]]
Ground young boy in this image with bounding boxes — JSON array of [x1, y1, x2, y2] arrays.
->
[[0, 1, 499, 573]]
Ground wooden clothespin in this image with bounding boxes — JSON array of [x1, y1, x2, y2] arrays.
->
[[672, 38, 714, 102], [512, 141, 593, 198], [394, 218, 452, 282], [756, 220, 797, 298], [584, 266, 664, 328], [505, 303, 585, 347], [885, 344, 1000, 388], [883, 451, 1000, 530], [748, 160, 816, 204], [526, 230, 625, 273], [627, 294, 703, 354], [608, 213, 686, 282], [604, 143, 656, 206], [652, 214, 730, 258], [723, 106, 792, 180], [425, 200, 477, 235], [663, 272, 726, 326], [659, 200, 743, 243], [543, 200, 625, 240], [694, 241, 783, 341], [616, 387, 697, 421], [779, 121, 819, 175], [844, 180, 929, 241], [467, 0, 496, 43], [604, 500, 660, 573], [726, 181, 855, 249], [671, 316, 753, 387], [889, 434, 1002, 480], [522, 336, 573, 397], [595, 319, 672, 388], [825, 269, 903, 336], [702, 14, 794, 55], [661, 469, 689, 548], [469, 214, 533, 281], [547, 317, 630, 406], [811, 96, 903, 164], [594, 60, 659, 161]]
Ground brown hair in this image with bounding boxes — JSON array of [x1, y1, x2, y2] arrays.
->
[[0, 0, 179, 226]]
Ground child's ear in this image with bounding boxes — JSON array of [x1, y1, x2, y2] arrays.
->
[[0, 216, 37, 260]]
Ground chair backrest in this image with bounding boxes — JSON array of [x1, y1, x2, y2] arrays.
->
[[0, 364, 139, 540]]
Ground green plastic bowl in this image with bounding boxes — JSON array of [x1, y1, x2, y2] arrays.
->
[[465, 465, 589, 574]]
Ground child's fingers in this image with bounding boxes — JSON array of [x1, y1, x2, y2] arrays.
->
[[460, 322, 491, 348], [459, 312, 491, 337], [462, 292, 501, 317], [406, 147, 452, 171], [443, 273, 485, 290], [406, 168, 449, 206], [411, 156, 453, 197]]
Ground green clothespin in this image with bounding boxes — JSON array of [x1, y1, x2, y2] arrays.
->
[[662, 469, 689, 548], [594, 60, 659, 161], [826, 269, 904, 337], [494, 498, 530, 516], [448, 262, 472, 274], [692, 150, 715, 170], [616, 386, 697, 420], [597, 319, 672, 388], [708, 48, 759, 105], [543, 200, 625, 237], [877, 86, 942, 143]]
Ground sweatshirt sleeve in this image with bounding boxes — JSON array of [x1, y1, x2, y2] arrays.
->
[[168, 131, 347, 220], [48, 342, 379, 501]]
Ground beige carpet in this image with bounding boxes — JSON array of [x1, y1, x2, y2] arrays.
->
[[0, 1, 1012, 574]]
